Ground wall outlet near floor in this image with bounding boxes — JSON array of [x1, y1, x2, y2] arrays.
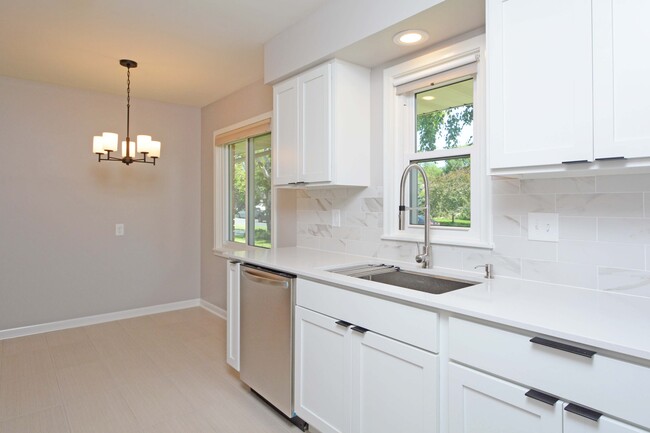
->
[[115, 223, 125, 236], [528, 213, 558, 242], [332, 209, 341, 227]]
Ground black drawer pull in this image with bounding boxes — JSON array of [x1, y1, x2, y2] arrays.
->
[[525, 389, 559, 406], [530, 337, 596, 358], [335, 320, 353, 328], [351, 326, 369, 334], [562, 160, 590, 164], [595, 156, 625, 161], [565, 403, 602, 421]]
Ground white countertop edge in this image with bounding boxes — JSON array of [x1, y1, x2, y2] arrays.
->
[[216, 247, 650, 362]]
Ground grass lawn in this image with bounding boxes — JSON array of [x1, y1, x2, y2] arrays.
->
[[434, 218, 470, 228]]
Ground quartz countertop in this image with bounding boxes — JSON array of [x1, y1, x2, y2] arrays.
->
[[216, 246, 650, 362]]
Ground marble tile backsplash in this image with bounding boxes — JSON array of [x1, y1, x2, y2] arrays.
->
[[295, 173, 650, 298]]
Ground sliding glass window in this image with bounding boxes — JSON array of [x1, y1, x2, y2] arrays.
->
[[226, 132, 272, 248]]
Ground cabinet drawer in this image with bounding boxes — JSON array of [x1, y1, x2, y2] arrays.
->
[[449, 317, 650, 429], [297, 278, 438, 353]]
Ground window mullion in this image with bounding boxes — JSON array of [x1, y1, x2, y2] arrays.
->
[[246, 138, 254, 246]]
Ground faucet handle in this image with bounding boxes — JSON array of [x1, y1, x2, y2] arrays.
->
[[474, 264, 493, 279]]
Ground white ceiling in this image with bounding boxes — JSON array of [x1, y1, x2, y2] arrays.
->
[[0, 0, 329, 107], [0, 0, 485, 108]]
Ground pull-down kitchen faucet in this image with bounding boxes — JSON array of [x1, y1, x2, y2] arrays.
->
[[399, 163, 432, 269]]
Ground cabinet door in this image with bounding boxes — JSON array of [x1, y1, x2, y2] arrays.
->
[[226, 261, 240, 371], [350, 331, 438, 433], [564, 410, 648, 433], [294, 306, 350, 433], [593, 0, 650, 160], [273, 78, 299, 185], [299, 63, 332, 183], [488, 0, 593, 169], [448, 363, 562, 433]]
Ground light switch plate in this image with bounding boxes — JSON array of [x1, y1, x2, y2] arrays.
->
[[528, 213, 558, 242], [332, 209, 341, 227], [115, 223, 125, 236]]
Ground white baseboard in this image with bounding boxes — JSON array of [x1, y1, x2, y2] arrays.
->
[[199, 299, 227, 320], [0, 299, 201, 341]]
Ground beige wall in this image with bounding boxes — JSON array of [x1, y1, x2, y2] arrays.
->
[[0, 76, 201, 331], [200, 79, 273, 309]]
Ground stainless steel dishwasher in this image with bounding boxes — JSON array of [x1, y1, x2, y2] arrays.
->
[[239, 264, 307, 431]]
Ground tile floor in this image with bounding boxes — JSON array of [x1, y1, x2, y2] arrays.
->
[[0, 307, 300, 433]]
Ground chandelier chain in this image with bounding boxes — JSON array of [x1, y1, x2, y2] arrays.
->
[[126, 66, 131, 141]]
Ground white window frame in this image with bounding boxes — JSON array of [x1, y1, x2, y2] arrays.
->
[[213, 111, 273, 252], [382, 35, 492, 249]]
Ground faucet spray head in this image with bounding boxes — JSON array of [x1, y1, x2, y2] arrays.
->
[[398, 205, 406, 230]]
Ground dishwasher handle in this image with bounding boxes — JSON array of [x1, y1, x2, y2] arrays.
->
[[241, 268, 290, 288]]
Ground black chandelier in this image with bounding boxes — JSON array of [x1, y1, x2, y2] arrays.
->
[[92, 59, 161, 165]]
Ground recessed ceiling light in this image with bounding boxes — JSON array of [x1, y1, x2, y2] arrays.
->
[[393, 30, 429, 46], [422, 95, 435, 101]]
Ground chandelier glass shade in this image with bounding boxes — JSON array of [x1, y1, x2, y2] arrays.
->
[[92, 59, 160, 165]]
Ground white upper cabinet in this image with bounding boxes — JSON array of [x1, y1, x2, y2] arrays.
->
[[488, 0, 593, 169], [488, 0, 593, 168], [593, 0, 650, 160], [272, 60, 370, 187], [488, 0, 650, 173]]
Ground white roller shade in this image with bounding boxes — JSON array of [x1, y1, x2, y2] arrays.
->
[[395, 53, 479, 95]]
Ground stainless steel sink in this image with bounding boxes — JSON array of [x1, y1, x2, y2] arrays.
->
[[329, 264, 477, 295]]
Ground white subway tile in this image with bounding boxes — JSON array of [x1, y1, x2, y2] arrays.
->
[[430, 245, 464, 271], [647, 245, 650, 271], [598, 267, 650, 298], [297, 210, 332, 224], [345, 240, 380, 257], [493, 215, 521, 236], [596, 173, 650, 193], [344, 212, 381, 228], [558, 217, 598, 241], [493, 194, 555, 215], [359, 228, 383, 243], [307, 224, 332, 238], [558, 240, 645, 270], [320, 238, 347, 253], [297, 198, 332, 211], [521, 177, 595, 194], [296, 236, 320, 249], [361, 198, 383, 212], [598, 218, 650, 244], [493, 236, 557, 261], [332, 227, 361, 240], [522, 260, 597, 288], [492, 177, 521, 195], [556, 193, 643, 217], [376, 242, 419, 262]]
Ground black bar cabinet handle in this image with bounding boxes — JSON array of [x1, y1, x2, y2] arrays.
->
[[335, 320, 353, 328], [351, 326, 369, 334], [565, 403, 602, 422], [562, 160, 590, 164], [525, 389, 559, 406], [595, 156, 625, 161], [530, 337, 596, 358]]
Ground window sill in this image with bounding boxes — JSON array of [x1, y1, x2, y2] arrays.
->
[[381, 232, 494, 250]]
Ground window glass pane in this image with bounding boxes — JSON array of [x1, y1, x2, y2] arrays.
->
[[415, 78, 474, 152], [228, 140, 247, 244], [409, 156, 471, 228], [251, 133, 272, 248]]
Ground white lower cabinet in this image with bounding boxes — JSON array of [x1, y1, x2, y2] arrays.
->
[[449, 362, 562, 433], [295, 306, 438, 433], [565, 411, 648, 433], [448, 317, 650, 433]]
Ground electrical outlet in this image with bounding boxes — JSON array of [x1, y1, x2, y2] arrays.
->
[[115, 223, 125, 236], [332, 209, 341, 227], [528, 213, 558, 242]]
